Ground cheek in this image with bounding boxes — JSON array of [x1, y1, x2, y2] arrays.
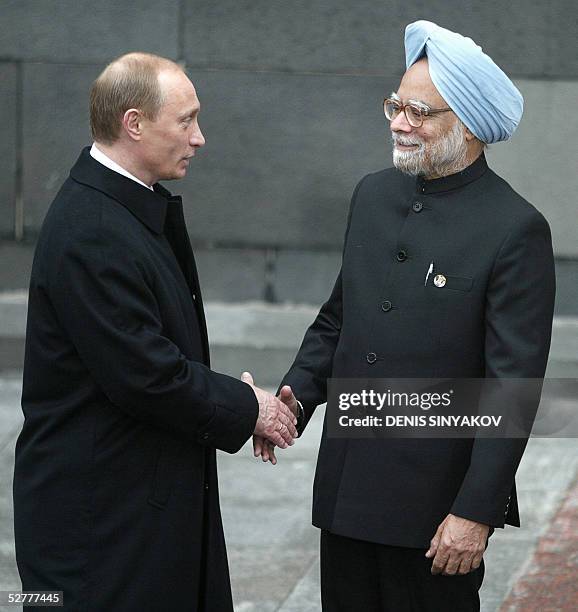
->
[[418, 124, 439, 141], [177, 131, 190, 152], [163, 136, 185, 161]]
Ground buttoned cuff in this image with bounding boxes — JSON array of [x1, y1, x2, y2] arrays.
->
[[295, 399, 305, 428]]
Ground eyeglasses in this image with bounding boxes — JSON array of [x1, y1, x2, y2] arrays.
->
[[383, 95, 452, 128]]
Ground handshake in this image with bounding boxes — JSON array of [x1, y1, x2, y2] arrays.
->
[[241, 371, 299, 466]]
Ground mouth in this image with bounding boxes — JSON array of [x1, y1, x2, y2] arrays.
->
[[394, 141, 420, 150]]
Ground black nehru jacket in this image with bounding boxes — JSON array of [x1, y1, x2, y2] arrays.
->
[[14, 148, 258, 611], [281, 154, 555, 548]]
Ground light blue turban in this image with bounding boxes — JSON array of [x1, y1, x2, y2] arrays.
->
[[404, 20, 523, 143]]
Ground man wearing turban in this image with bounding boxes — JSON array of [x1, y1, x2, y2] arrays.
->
[[261, 20, 556, 610]]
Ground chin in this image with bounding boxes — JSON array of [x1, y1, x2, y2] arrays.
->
[[160, 169, 187, 182], [176, 162, 190, 177]]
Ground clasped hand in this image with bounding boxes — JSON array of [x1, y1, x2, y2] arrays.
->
[[241, 372, 299, 465], [241, 372, 298, 457]]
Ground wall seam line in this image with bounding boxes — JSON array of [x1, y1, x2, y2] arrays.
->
[[14, 61, 24, 242]]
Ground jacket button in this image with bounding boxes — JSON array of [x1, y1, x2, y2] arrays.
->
[[192, 293, 197, 301], [396, 250, 407, 262], [202, 432, 209, 440], [204, 482, 209, 491], [412, 201, 423, 212], [381, 300, 392, 312], [366, 352, 377, 364]]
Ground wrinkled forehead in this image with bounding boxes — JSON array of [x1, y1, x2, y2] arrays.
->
[[396, 58, 448, 108]]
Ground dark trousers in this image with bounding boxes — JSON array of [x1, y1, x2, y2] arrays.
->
[[320, 530, 484, 612]]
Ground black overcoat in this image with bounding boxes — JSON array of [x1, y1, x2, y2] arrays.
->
[[13, 148, 258, 611], [281, 154, 555, 548]]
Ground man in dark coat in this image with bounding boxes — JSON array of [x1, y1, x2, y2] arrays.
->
[[256, 22, 556, 610], [13, 52, 297, 611]]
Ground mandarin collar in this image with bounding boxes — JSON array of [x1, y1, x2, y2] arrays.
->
[[415, 153, 488, 195], [69, 147, 182, 234]]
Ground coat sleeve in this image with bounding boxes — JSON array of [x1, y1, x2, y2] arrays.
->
[[279, 270, 343, 432], [279, 176, 366, 433], [50, 223, 258, 455], [450, 210, 555, 527]]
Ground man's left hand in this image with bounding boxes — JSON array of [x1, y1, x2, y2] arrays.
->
[[426, 514, 489, 576], [253, 435, 277, 464]]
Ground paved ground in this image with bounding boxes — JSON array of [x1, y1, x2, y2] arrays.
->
[[501, 471, 578, 611], [0, 371, 577, 611]]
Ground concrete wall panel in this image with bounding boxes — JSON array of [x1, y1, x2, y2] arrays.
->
[[0, 243, 34, 291], [0, 0, 179, 63], [486, 79, 578, 258], [0, 63, 17, 238], [194, 248, 267, 301], [183, 1, 573, 78], [22, 63, 100, 232], [548, 0, 578, 76], [554, 260, 578, 316], [182, 69, 394, 248], [273, 250, 341, 305]]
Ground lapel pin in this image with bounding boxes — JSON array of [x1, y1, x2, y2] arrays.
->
[[434, 274, 446, 288]]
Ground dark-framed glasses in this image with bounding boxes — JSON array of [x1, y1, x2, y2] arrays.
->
[[383, 95, 452, 128]]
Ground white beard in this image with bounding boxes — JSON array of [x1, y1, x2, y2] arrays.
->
[[392, 121, 469, 178]]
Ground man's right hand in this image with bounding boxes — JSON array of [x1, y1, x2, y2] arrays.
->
[[253, 385, 300, 464], [241, 372, 297, 449]]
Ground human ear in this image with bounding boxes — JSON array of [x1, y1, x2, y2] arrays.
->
[[122, 108, 142, 141], [464, 126, 476, 142]]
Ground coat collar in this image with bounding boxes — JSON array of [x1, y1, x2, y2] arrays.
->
[[415, 152, 488, 195], [70, 147, 182, 234]]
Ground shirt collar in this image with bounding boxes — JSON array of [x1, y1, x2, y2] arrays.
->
[[70, 147, 180, 235], [415, 153, 488, 195], [90, 143, 153, 190]]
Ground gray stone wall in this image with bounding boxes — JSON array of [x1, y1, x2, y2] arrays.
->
[[1, 1, 576, 303]]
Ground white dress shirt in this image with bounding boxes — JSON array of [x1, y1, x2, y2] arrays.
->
[[90, 143, 153, 191]]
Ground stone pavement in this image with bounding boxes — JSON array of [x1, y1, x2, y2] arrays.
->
[[500, 472, 578, 611], [0, 370, 577, 611]]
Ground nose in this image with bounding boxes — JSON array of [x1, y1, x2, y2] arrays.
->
[[390, 110, 413, 134], [191, 123, 206, 148]]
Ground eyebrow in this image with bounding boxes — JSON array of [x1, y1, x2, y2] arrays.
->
[[179, 106, 200, 121], [390, 91, 432, 109]]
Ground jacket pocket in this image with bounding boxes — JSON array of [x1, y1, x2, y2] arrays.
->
[[428, 274, 473, 292], [148, 437, 182, 510]]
